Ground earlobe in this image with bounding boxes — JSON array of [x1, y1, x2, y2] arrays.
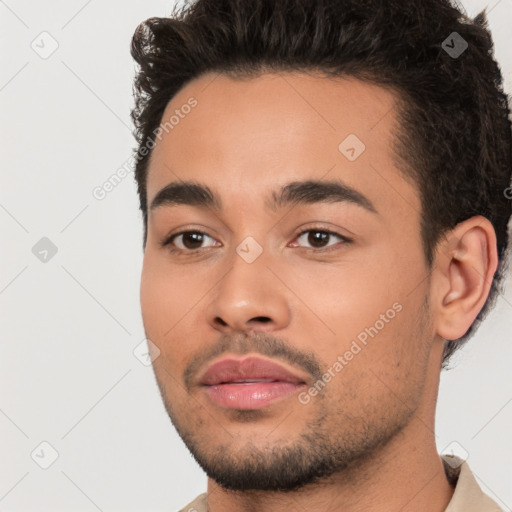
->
[[433, 216, 498, 341]]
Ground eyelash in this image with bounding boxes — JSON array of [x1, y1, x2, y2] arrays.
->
[[160, 227, 352, 255]]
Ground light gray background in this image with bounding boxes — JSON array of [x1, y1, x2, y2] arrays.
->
[[1, 0, 511, 510]]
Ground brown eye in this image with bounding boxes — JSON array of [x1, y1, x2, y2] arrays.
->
[[295, 229, 347, 249], [168, 231, 218, 251]]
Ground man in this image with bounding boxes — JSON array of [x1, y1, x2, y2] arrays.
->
[[129, 0, 511, 510]]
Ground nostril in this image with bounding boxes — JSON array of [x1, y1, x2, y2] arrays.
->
[[252, 316, 271, 323]]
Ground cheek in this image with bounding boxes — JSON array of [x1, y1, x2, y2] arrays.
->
[[140, 251, 200, 337], [140, 259, 166, 335], [322, 299, 430, 419], [288, 254, 426, 371], [286, 262, 398, 341], [140, 256, 202, 388]]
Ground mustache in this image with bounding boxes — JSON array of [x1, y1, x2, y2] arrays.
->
[[183, 331, 324, 390]]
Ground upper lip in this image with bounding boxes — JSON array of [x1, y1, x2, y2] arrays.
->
[[199, 355, 308, 386]]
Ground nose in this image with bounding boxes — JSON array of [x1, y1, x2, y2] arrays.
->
[[205, 249, 291, 334]]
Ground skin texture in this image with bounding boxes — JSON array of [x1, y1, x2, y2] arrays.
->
[[140, 71, 498, 511]]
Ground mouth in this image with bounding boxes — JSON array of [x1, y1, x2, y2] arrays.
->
[[199, 356, 308, 410]]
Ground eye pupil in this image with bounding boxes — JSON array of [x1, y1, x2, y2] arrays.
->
[[308, 231, 329, 248], [183, 232, 204, 249]]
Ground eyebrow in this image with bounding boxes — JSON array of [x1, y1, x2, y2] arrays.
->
[[149, 179, 377, 214]]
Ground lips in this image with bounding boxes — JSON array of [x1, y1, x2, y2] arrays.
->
[[198, 355, 308, 410], [199, 355, 307, 386]]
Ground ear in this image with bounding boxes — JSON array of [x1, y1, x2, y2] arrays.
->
[[431, 216, 498, 341]]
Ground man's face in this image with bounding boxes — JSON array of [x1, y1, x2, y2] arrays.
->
[[140, 72, 438, 491]]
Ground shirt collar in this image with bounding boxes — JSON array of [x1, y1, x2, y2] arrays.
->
[[441, 454, 502, 511]]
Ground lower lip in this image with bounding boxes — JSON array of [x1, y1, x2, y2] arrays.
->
[[203, 381, 304, 410]]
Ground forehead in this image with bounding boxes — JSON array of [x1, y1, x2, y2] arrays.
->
[[146, 71, 420, 220]]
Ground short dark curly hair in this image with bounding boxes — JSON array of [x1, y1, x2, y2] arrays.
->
[[130, 0, 512, 367]]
